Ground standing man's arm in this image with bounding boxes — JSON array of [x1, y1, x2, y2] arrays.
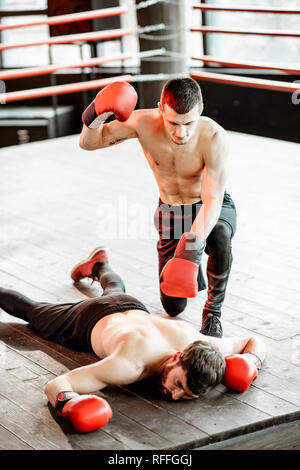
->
[[79, 81, 138, 151], [80, 111, 138, 150], [191, 128, 229, 239]]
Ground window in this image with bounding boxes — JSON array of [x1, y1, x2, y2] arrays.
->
[[2, 1, 298, 71], [202, 0, 300, 64], [0, 0, 137, 68]]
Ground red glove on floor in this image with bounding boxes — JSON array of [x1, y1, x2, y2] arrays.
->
[[223, 353, 262, 392], [55, 391, 112, 433]]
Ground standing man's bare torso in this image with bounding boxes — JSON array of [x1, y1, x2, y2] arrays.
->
[[102, 108, 226, 206]]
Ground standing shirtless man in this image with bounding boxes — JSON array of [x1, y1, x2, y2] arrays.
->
[[79, 78, 237, 338]]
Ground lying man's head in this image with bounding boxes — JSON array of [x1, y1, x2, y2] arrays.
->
[[159, 340, 226, 401]]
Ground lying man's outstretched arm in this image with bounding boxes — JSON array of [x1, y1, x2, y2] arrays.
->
[[210, 334, 267, 362], [209, 335, 267, 393], [45, 354, 143, 432]]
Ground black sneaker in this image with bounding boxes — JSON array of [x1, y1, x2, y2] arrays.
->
[[201, 313, 223, 338]]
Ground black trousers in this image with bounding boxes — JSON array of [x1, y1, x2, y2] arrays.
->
[[0, 265, 149, 353], [154, 191, 237, 318]]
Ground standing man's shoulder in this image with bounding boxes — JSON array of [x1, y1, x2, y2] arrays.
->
[[132, 108, 162, 141], [199, 117, 229, 167], [133, 108, 161, 126], [199, 116, 228, 140]]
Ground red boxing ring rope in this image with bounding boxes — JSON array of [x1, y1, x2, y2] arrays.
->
[[0, 75, 133, 103], [0, 6, 128, 31], [190, 27, 300, 38], [193, 3, 300, 14], [0, 54, 133, 80], [190, 70, 300, 93], [192, 55, 300, 76], [1, 70, 298, 103], [0, 5, 299, 104], [0, 28, 132, 51]]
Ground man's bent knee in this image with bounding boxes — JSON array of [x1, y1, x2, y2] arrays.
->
[[160, 294, 187, 317], [206, 220, 233, 253]]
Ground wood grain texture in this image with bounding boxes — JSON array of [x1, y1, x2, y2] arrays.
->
[[0, 131, 299, 449]]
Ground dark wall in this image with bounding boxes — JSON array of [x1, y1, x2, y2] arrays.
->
[[196, 70, 300, 143]]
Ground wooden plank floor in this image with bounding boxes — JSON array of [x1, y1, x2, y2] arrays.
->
[[0, 130, 300, 450]]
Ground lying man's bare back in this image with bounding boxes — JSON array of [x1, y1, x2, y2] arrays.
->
[[91, 308, 265, 400]]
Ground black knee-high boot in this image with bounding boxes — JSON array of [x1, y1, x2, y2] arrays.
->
[[201, 221, 233, 337]]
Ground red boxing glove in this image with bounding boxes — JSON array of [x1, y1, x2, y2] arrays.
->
[[223, 354, 261, 392], [55, 392, 112, 433], [160, 232, 205, 298], [82, 81, 137, 128]]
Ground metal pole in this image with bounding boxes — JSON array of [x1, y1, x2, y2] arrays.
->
[[135, 0, 187, 108]]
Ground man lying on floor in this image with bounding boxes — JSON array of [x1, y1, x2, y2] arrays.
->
[[0, 247, 267, 433]]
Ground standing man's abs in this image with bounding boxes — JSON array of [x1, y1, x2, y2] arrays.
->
[[137, 127, 207, 206], [157, 172, 204, 205], [139, 143, 205, 205], [146, 156, 205, 205]]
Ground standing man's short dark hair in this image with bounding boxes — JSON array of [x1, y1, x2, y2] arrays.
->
[[161, 78, 203, 114]]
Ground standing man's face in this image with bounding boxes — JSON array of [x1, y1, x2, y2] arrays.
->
[[158, 102, 202, 145]]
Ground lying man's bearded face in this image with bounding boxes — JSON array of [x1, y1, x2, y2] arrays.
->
[[158, 363, 199, 401]]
